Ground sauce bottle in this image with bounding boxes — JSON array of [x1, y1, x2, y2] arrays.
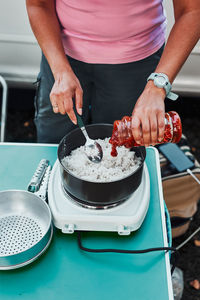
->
[[109, 111, 182, 156]]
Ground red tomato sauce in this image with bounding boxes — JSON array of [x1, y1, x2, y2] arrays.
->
[[109, 111, 182, 157]]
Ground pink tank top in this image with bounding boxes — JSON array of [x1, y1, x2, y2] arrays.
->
[[56, 0, 166, 64]]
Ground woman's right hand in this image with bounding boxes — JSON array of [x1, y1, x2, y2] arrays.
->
[[50, 70, 83, 124]]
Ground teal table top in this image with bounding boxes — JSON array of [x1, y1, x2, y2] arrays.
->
[[0, 143, 173, 300]]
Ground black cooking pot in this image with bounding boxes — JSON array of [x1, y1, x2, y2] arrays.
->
[[58, 124, 146, 207]]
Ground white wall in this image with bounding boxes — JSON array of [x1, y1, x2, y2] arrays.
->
[[0, 0, 41, 86]]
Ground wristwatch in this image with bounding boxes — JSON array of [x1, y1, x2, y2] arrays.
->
[[147, 72, 178, 101]]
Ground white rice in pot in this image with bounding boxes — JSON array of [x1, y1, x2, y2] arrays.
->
[[61, 138, 141, 182]]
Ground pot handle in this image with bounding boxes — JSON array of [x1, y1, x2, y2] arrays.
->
[[35, 165, 51, 201], [27, 159, 49, 193]]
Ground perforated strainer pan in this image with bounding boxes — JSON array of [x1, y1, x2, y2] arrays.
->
[[0, 161, 52, 270]]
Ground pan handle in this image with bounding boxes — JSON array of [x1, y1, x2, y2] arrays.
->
[[35, 165, 51, 201], [27, 159, 49, 192]]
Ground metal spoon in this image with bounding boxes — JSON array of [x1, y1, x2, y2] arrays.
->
[[75, 112, 103, 163]]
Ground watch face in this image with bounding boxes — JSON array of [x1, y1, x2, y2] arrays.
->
[[155, 75, 166, 87]]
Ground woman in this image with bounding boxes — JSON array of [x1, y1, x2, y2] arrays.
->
[[26, 0, 200, 145]]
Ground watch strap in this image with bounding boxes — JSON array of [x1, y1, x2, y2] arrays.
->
[[167, 91, 179, 101]]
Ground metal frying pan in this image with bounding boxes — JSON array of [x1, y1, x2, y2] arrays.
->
[[0, 159, 52, 270]]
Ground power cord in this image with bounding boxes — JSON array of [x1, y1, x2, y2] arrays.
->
[[77, 225, 200, 271], [77, 223, 200, 254], [77, 231, 176, 254]]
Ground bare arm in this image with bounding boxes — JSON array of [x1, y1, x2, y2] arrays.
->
[[26, 0, 82, 123], [131, 0, 200, 146], [156, 0, 200, 82]]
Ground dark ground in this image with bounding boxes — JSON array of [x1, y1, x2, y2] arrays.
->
[[1, 88, 200, 299]]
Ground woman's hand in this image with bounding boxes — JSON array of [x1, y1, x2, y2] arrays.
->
[[50, 70, 83, 124], [26, 1, 83, 124], [131, 80, 165, 146]]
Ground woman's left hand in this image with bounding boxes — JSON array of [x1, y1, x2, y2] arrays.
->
[[131, 80, 166, 147]]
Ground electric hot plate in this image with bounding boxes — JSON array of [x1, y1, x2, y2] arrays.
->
[[48, 160, 150, 235]]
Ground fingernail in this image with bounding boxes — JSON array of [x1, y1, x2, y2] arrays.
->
[[136, 140, 141, 145], [158, 138, 163, 142], [77, 108, 82, 115]]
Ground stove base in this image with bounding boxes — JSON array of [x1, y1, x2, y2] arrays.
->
[[48, 160, 150, 235]]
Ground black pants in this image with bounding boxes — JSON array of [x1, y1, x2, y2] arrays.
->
[[35, 45, 164, 143]]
